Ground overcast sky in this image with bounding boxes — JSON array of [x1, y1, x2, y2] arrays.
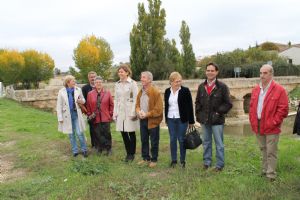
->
[[0, 0, 299, 71]]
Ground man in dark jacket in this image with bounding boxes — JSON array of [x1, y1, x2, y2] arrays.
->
[[82, 71, 97, 148], [195, 63, 232, 172]]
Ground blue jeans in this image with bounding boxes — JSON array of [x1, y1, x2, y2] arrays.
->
[[140, 119, 160, 162], [202, 124, 224, 168], [167, 118, 188, 162], [69, 110, 87, 154]]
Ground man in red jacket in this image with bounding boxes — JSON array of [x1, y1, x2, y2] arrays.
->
[[249, 64, 288, 181]]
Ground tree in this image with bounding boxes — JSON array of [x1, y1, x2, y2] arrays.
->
[[21, 50, 55, 89], [73, 35, 114, 82], [179, 20, 196, 78], [54, 68, 61, 76], [40, 53, 55, 83], [0, 50, 25, 86], [198, 47, 300, 78], [130, 0, 167, 80], [164, 39, 182, 72], [260, 42, 279, 51]]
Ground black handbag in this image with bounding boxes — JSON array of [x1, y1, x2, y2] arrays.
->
[[184, 126, 202, 150]]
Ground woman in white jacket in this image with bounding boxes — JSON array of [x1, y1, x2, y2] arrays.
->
[[56, 75, 88, 157], [113, 65, 139, 162]]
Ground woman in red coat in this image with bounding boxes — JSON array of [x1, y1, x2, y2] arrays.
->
[[86, 76, 114, 155]]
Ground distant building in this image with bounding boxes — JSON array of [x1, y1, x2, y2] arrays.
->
[[0, 82, 4, 97], [279, 46, 300, 65], [258, 42, 300, 65]]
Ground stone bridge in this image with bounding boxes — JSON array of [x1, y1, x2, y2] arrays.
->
[[5, 76, 300, 118]]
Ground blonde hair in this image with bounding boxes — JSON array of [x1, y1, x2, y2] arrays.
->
[[169, 72, 182, 83], [63, 75, 75, 87]]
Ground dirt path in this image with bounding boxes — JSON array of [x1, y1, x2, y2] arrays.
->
[[0, 141, 25, 183]]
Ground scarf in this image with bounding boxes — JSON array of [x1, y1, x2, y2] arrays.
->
[[66, 87, 75, 111]]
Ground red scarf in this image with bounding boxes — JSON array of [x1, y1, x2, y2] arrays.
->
[[205, 82, 215, 95]]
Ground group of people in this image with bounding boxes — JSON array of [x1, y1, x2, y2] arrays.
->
[[56, 62, 289, 181]]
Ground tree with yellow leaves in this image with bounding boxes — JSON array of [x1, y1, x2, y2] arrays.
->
[[73, 35, 114, 82], [21, 50, 55, 89], [0, 50, 25, 86]]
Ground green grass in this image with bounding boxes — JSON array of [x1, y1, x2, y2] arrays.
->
[[0, 98, 300, 200], [289, 86, 300, 100]]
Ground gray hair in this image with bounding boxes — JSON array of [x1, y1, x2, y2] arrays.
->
[[261, 64, 274, 74], [141, 71, 153, 82], [88, 71, 97, 77], [94, 76, 103, 81]]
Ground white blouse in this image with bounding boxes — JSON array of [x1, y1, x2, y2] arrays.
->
[[167, 87, 181, 119]]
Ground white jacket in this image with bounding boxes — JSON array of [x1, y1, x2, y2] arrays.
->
[[56, 86, 86, 134], [113, 77, 139, 132]]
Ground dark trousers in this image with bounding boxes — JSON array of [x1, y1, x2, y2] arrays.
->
[[88, 121, 96, 147], [93, 122, 112, 152], [140, 119, 160, 162], [121, 131, 136, 156]]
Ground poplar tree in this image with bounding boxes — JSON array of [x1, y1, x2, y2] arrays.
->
[[180, 20, 196, 78], [130, 0, 167, 80]]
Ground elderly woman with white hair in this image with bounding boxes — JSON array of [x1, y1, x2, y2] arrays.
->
[[56, 75, 88, 157]]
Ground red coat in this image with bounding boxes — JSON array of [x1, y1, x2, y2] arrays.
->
[[249, 80, 288, 135], [87, 88, 114, 123]]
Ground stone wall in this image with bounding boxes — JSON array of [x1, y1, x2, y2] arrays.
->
[[5, 76, 300, 117]]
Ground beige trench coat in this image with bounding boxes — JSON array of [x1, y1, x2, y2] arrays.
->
[[56, 86, 86, 134], [113, 77, 139, 132]]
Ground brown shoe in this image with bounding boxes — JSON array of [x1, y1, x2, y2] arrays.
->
[[148, 162, 157, 168], [137, 160, 149, 166]]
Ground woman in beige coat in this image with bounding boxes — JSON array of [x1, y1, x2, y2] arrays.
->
[[56, 75, 87, 157], [113, 64, 139, 162]]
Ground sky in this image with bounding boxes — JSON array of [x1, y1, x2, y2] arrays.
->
[[0, 0, 299, 71]]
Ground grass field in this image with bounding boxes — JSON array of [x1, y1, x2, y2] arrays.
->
[[0, 98, 300, 200]]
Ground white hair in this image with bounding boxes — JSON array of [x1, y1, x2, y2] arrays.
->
[[141, 71, 153, 82], [261, 64, 274, 74]]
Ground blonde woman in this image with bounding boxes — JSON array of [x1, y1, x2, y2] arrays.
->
[[164, 72, 194, 168], [56, 75, 88, 157], [113, 64, 139, 162]]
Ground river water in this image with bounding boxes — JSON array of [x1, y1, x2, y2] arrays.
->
[[224, 115, 296, 136]]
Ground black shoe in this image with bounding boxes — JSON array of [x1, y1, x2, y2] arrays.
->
[[170, 160, 177, 168], [73, 153, 79, 157], [260, 172, 266, 177], [267, 177, 276, 182], [124, 155, 130, 162], [105, 149, 112, 156], [128, 154, 135, 161], [214, 167, 223, 172], [180, 161, 186, 168], [97, 149, 103, 156], [83, 151, 88, 158], [203, 164, 209, 170]]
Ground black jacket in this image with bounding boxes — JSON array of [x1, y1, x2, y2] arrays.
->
[[81, 84, 93, 103], [195, 79, 232, 125], [164, 86, 195, 124], [293, 102, 300, 135]]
